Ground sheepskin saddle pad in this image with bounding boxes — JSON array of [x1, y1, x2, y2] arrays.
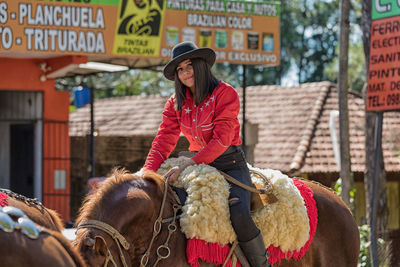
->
[[157, 157, 318, 261]]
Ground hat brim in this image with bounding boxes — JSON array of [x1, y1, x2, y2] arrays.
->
[[163, 48, 216, 81]]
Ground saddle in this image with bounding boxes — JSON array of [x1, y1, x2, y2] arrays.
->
[[178, 151, 278, 212]]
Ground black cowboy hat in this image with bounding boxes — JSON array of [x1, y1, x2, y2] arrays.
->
[[163, 41, 216, 81]]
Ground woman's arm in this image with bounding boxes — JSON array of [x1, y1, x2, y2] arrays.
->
[[143, 96, 181, 172]]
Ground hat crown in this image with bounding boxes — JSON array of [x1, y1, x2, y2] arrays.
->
[[172, 42, 199, 60]]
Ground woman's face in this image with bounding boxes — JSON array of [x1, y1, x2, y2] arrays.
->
[[177, 59, 195, 92]]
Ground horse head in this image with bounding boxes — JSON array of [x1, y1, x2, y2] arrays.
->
[[74, 169, 178, 267]]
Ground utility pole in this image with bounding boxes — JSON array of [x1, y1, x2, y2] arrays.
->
[[338, 0, 352, 206]]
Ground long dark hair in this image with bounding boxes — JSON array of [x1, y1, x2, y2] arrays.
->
[[174, 58, 219, 110]]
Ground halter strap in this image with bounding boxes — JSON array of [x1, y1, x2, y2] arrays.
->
[[77, 219, 130, 267], [77, 220, 130, 250]]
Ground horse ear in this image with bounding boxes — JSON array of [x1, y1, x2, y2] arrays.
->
[[143, 171, 164, 186], [94, 235, 108, 257]]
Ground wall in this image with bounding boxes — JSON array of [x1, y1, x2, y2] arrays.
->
[[0, 57, 71, 222], [69, 135, 189, 220]]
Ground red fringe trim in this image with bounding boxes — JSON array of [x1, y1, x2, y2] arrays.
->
[[187, 239, 241, 267], [186, 178, 318, 267], [0, 192, 8, 207], [266, 178, 318, 266]]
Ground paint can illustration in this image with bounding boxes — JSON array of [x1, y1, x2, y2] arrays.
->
[[199, 29, 212, 47], [262, 33, 274, 52], [215, 30, 227, 49], [247, 32, 259, 50], [182, 27, 196, 43], [166, 27, 179, 46], [231, 31, 244, 50]]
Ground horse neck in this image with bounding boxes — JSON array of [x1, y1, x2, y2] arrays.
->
[[140, 187, 188, 267]]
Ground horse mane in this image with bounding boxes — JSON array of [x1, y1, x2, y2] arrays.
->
[[76, 168, 165, 226], [46, 209, 65, 231]]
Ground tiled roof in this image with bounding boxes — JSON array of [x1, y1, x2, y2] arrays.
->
[[69, 82, 400, 173], [69, 94, 168, 137], [243, 82, 331, 173]]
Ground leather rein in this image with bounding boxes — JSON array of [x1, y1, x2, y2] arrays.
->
[[77, 178, 181, 267]]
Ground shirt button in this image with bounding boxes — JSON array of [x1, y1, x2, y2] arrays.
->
[[195, 136, 198, 139], [193, 119, 195, 122]]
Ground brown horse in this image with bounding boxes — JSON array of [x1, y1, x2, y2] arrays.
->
[[74, 170, 360, 267], [0, 227, 87, 267], [0, 189, 87, 267]]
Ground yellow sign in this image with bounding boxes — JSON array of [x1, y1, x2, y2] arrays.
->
[[113, 0, 165, 56]]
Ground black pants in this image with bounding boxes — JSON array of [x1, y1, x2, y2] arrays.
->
[[174, 146, 260, 242]]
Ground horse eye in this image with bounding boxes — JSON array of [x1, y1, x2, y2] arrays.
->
[[83, 236, 95, 247]]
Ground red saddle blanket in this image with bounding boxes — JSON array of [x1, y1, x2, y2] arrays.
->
[[0, 192, 8, 207], [186, 178, 318, 267]]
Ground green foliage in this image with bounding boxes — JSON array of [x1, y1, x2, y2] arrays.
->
[[56, 69, 175, 103], [324, 40, 366, 92], [358, 224, 372, 267], [286, 0, 340, 83], [323, 0, 365, 92], [358, 225, 386, 267]]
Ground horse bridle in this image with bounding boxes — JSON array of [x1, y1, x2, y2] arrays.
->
[[77, 179, 181, 267], [77, 219, 131, 267], [139, 179, 180, 267]]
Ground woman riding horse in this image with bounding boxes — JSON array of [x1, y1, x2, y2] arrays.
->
[[142, 41, 268, 267]]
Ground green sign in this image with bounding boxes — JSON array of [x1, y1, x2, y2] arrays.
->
[[41, 0, 119, 5], [166, 0, 280, 17], [372, 0, 400, 20]]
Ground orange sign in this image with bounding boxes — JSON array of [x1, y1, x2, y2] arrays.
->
[[0, 0, 118, 55], [367, 16, 400, 111], [0, 0, 280, 66], [159, 2, 280, 66]]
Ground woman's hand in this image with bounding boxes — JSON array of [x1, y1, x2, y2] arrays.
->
[[164, 157, 195, 183]]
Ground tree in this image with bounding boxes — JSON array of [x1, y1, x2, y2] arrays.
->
[[324, 0, 365, 92], [56, 68, 174, 99], [324, 42, 365, 92]]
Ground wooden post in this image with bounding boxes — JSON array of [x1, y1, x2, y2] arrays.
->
[[242, 64, 247, 158], [338, 0, 353, 207]]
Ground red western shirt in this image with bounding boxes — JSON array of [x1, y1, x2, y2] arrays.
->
[[143, 81, 242, 171]]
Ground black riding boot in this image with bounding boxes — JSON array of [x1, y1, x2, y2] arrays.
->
[[239, 232, 269, 267]]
